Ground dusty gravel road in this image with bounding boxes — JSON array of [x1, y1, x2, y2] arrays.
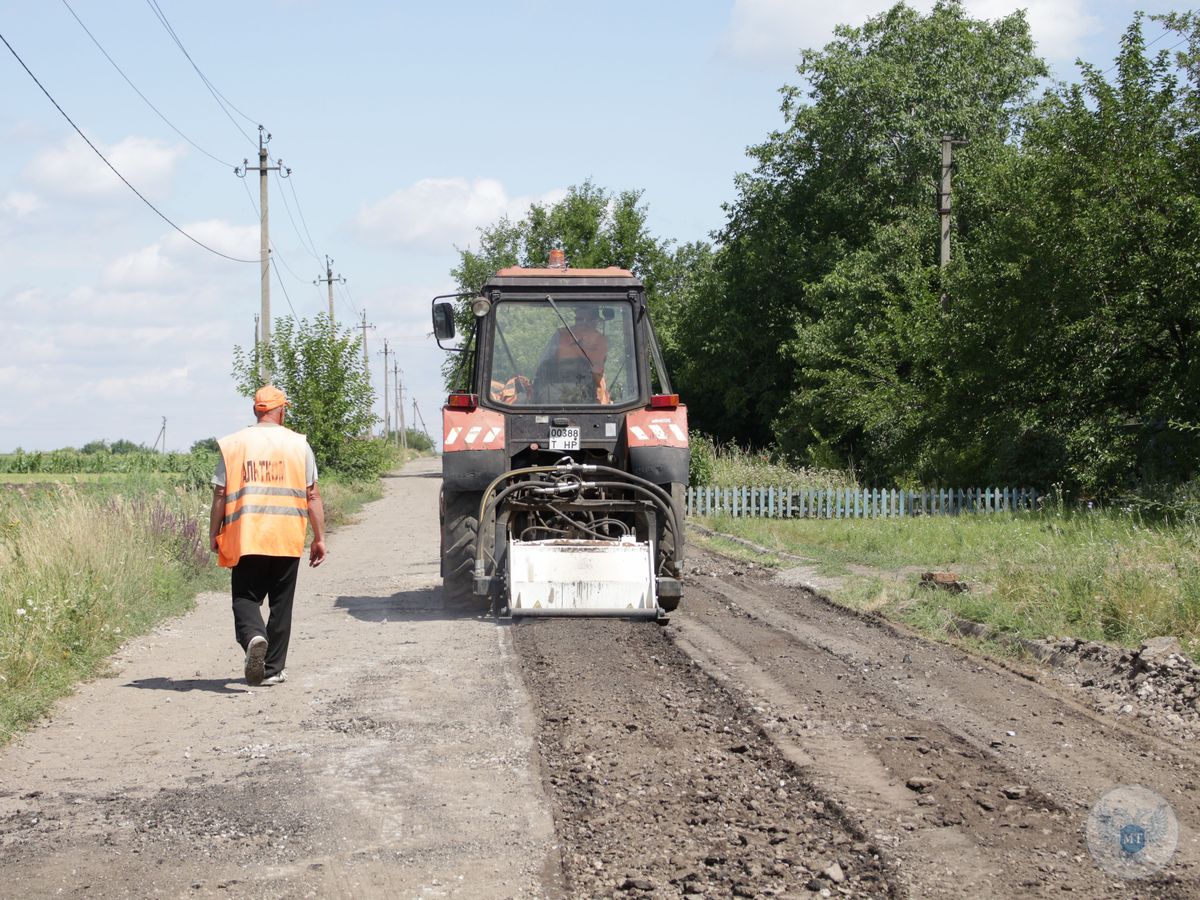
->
[[2, 457, 1196, 898], [0, 458, 559, 899]]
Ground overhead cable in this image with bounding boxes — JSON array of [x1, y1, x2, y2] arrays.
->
[[238, 176, 321, 304], [0, 29, 257, 264], [59, 0, 235, 168], [274, 169, 323, 266], [143, 0, 258, 147], [269, 256, 301, 324], [283, 174, 324, 264]]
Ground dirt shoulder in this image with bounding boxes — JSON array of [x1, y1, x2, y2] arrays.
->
[[0, 458, 559, 899]]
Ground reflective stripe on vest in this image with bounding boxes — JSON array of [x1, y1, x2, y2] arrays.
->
[[215, 426, 310, 568]]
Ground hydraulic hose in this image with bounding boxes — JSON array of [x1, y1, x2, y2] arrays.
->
[[471, 468, 683, 582], [476, 462, 682, 544]]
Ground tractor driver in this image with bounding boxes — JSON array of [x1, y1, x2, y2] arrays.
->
[[533, 306, 611, 404]]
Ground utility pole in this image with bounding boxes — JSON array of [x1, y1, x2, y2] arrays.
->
[[939, 134, 954, 269], [939, 135, 968, 268], [314, 255, 344, 325], [236, 126, 288, 381], [358, 309, 376, 437], [379, 340, 391, 440], [939, 134, 967, 308], [152, 416, 166, 453], [413, 398, 434, 454], [393, 360, 407, 449]]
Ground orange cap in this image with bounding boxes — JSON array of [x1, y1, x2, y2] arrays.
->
[[253, 385, 290, 412]]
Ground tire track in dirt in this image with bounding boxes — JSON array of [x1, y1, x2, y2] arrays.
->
[[512, 618, 897, 897], [666, 546, 1199, 897]]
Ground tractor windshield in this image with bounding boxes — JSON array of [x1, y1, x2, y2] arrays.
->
[[489, 300, 638, 406]]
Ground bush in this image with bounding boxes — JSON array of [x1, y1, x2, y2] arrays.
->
[[689, 432, 715, 485], [231, 314, 377, 480], [330, 438, 391, 481], [688, 433, 856, 490], [402, 429, 435, 453]]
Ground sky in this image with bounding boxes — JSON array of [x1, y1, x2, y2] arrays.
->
[[0, 0, 1187, 452]]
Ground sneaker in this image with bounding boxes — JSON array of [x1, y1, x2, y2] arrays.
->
[[244, 635, 267, 686], [262, 670, 288, 686]]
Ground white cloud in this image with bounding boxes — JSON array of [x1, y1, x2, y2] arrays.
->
[[353, 177, 567, 249], [1, 191, 41, 217], [100, 219, 258, 290], [720, 0, 878, 64], [24, 135, 186, 201], [93, 366, 191, 403], [102, 244, 176, 289], [965, 0, 1100, 59], [720, 0, 1101, 67], [163, 219, 259, 257]]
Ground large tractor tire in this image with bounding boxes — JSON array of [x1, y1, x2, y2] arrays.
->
[[657, 482, 687, 613], [441, 490, 485, 612]]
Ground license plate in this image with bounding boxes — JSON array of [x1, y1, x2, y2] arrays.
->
[[548, 426, 581, 451]]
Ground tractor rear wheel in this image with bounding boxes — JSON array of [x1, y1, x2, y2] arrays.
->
[[441, 490, 485, 612], [657, 482, 686, 613]]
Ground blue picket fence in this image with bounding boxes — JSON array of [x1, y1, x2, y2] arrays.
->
[[685, 485, 1041, 519]]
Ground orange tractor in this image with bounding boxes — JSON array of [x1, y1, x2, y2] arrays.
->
[[432, 254, 687, 620]]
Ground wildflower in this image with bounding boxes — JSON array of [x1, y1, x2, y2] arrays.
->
[[15, 608, 26, 617]]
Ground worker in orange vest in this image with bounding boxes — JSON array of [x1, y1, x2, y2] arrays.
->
[[209, 385, 326, 686]]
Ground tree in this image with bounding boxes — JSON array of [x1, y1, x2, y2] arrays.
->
[[675, 0, 1046, 469], [231, 314, 381, 478], [110, 439, 149, 455], [189, 437, 219, 454], [940, 14, 1200, 492]]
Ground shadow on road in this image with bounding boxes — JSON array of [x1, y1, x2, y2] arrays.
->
[[334, 587, 491, 623], [382, 470, 443, 480], [124, 677, 247, 694]]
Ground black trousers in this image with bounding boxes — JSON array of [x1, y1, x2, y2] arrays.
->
[[231, 555, 300, 678]]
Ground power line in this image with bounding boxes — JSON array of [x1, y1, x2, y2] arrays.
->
[[143, 0, 258, 147], [239, 167, 321, 308], [269, 256, 300, 324], [284, 174, 324, 264], [338, 280, 361, 320], [0, 29, 257, 264], [1099, 30, 1187, 77], [274, 169, 323, 266], [59, 0, 235, 168]]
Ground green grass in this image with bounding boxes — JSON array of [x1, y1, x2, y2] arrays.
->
[[0, 484, 222, 742], [694, 510, 1200, 659], [0, 472, 183, 485], [691, 435, 856, 490], [320, 475, 385, 528], [318, 446, 429, 528]]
